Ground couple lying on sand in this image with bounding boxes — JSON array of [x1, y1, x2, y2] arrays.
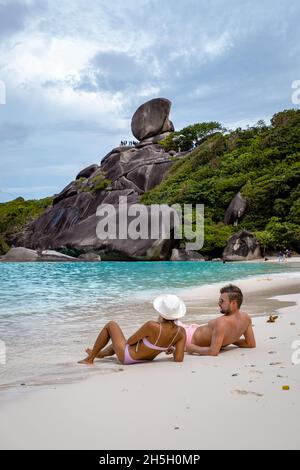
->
[[78, 284, 256, 365]]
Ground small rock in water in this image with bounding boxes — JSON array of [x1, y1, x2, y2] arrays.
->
[[232, 373, 239, 377]]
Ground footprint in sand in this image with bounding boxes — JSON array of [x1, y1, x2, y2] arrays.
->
[[231, 389, 263, 397]]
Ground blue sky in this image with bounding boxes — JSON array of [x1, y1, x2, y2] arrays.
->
[[0, 0, 299, 203]]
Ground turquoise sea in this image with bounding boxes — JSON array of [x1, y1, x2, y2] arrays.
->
[[0, 261, 300, 389]]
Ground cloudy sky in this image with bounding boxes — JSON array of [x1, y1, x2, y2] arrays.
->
[[0, 0, 299, 202]]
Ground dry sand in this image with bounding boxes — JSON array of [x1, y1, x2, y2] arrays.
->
[[0, 275, 300, 450]]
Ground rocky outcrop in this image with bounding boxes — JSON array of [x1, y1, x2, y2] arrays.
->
[[76, 164, 99, 180], [38, 250, 84, 262], [0, 247, 39, 262], [170, 249, 205, 261], [224, 192, 248, 225], [13, 98, 180, 260], [78, 253, 101, 261], [131, 98, 174, 141], [0, 247, 86, 262], [101, 144, 173, 193], [222, 230, 261, 261]]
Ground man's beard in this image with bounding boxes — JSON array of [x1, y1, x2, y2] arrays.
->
[[220, 307, 231, 315]]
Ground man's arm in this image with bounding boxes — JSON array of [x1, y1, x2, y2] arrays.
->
[[187, 322, 224, 356], [233, 321, 256, 348]]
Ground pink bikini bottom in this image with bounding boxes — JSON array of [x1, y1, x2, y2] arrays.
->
[[177, 322, 200, 351], [123, 344, 147, 365]]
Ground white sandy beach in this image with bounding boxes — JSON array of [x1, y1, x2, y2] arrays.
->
[[0, 275, 300, 450]]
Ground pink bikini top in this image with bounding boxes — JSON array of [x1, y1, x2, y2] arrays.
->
[[137, 323, 181, 352]]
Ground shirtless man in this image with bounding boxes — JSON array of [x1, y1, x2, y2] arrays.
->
[[178, 284, 256, 356]]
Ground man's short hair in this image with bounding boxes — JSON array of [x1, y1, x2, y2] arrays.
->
[[220, 284, 243, 308]]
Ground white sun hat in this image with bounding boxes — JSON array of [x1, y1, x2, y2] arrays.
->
[[153, 294, 186, 320]]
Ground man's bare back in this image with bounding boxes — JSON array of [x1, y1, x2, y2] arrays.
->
[[186, 285, 256, 356]]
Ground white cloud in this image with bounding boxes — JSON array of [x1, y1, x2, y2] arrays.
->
[[203, 31, 233, 58], [224, 116, 271, 130], [1, 33, 98, 87], [0, 0, 299, 203], [135, 85, 161, 98]]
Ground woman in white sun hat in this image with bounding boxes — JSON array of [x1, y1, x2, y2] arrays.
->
[[78, 294, 187, 365]]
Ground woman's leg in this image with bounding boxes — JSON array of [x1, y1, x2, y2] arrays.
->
[[86, 344, 115, 358], [78, 321, 126, 365]]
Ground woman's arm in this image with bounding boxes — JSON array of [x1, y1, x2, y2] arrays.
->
[[126, 321, 154, 346], [173, 329, 186, 362]]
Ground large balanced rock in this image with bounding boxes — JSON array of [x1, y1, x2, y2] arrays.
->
[[13, 98, 182, 260], [224, 192, 248, 225], [131, 98, 174, 141], [223, 230, 261, 261]]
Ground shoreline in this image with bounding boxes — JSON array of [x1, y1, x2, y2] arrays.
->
[[0, 275, 300, 449], [1, 255, 300, 264], [1, 268, 300, 393], [178, 271, 300, 319]]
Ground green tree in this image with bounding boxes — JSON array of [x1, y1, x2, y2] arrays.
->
[[160, 122, 224, 152]]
